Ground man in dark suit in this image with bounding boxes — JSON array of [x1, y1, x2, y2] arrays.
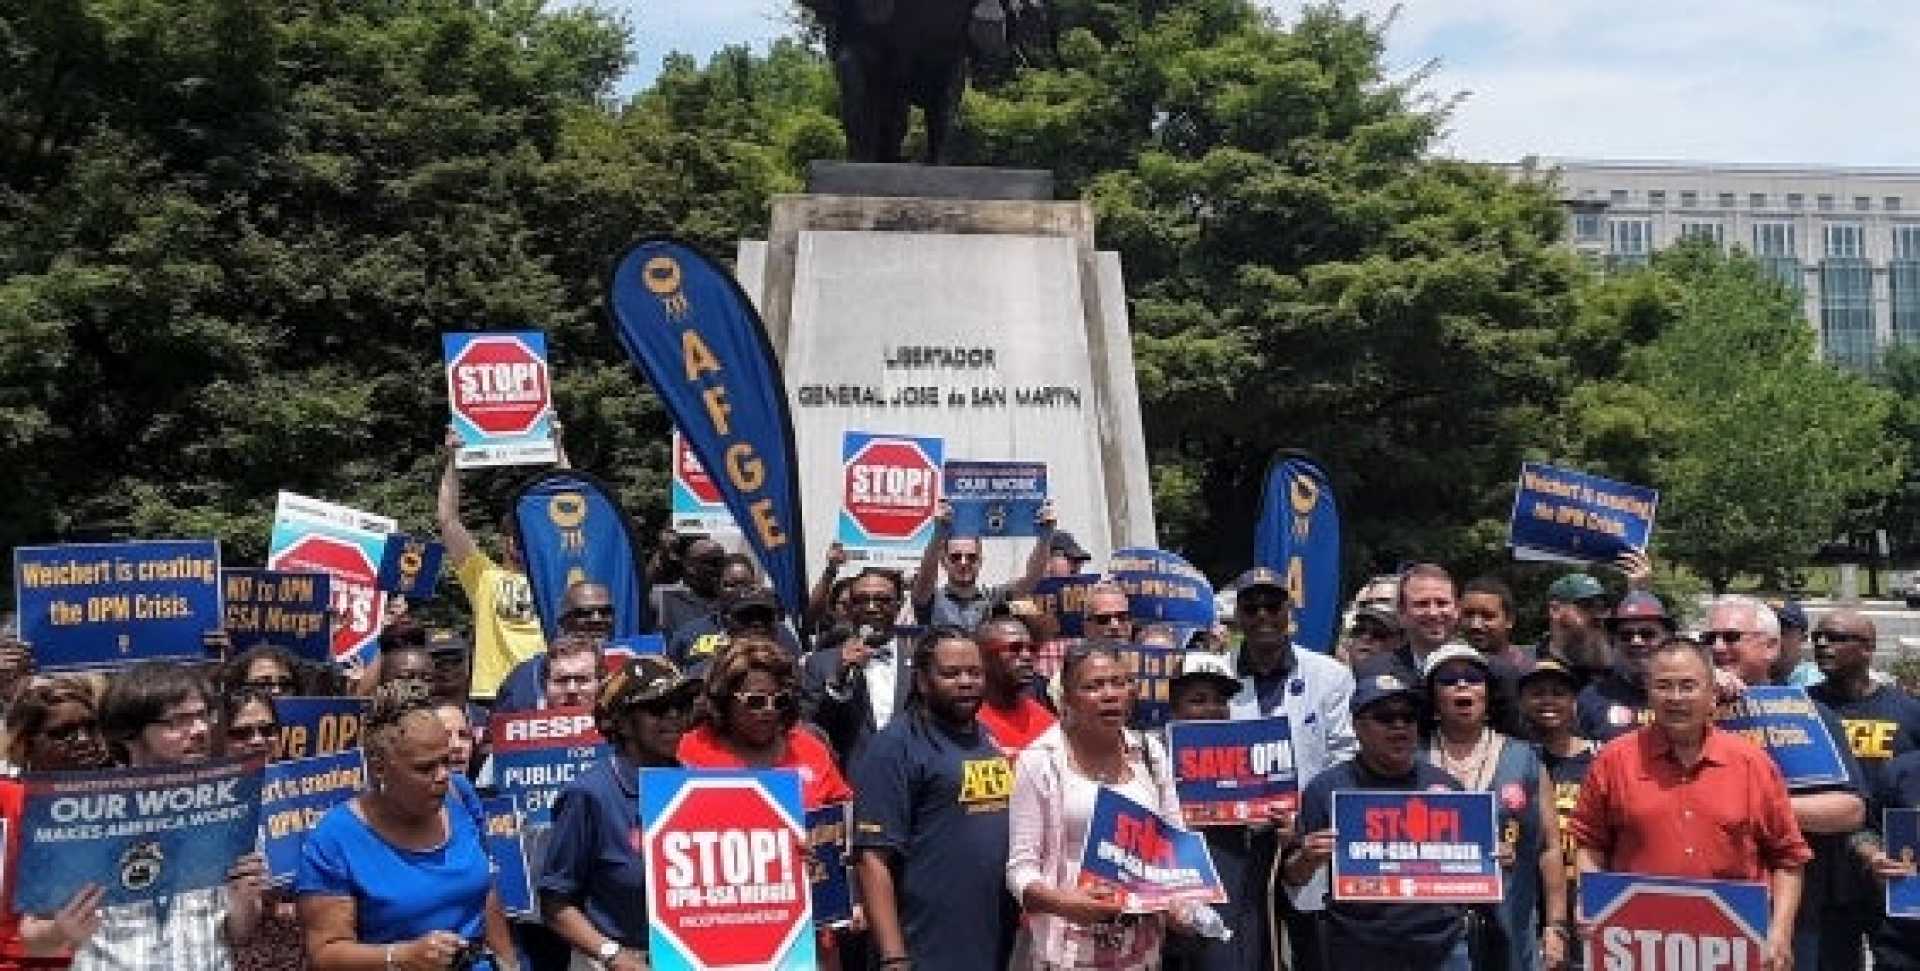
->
[[801, 567, 916, 765]]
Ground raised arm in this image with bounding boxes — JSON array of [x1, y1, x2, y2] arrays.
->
[[1007, 501, 1058, 598], [437, 427, 480, 566], [910, 501, 953, 610]]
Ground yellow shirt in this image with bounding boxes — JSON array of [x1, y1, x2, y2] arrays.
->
[[454, 551, 546, 699]]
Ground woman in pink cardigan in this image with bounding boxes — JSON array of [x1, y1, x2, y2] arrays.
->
[[1005, 642, 1196, 969]]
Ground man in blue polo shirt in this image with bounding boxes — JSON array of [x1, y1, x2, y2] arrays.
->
[[850, 629, 1016, 971], [1282, 672, 1468, 970]]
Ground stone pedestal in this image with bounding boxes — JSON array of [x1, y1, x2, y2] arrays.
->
[[737, 165, 1155, 584]]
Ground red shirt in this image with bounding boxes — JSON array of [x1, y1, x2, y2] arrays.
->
[[0, 779, 70, 970], [677, 724, 854, 809], [976, 696, 1056, 757], [1570, 724, 1812, 881]]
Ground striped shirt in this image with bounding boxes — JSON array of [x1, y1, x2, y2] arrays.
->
[[71, 887, 230, 971]]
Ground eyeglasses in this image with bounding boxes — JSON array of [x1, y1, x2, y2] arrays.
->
[[225, 724, 278, 743], [732, 690, 793, 713], [1363, 708, 1419, 726], [1697, 630, 1749, 646], [1812, 630, 1871, 646], [1432, 671, 1488, 688], [150, 707, 211, 732], [635, 697, 694, 718], [1088, 611, 1131, 626], [563, 606, 613, 620], [849, 594, 897, 607], [40, 718, 99, 745], [1240, 601, 1288, 617], [549, 675, 596, 690], [947, 553, 980, 564], [242, 678, 296, 693], [1614, 626, 1665, 644]]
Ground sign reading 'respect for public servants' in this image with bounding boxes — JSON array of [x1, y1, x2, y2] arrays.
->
[[1508, 462, 1658, 566], [15, 540, 222, 671]]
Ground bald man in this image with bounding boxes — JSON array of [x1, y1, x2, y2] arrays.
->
[[1808, 608, 1920, 970]]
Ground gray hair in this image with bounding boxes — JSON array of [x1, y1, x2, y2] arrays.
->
[[1712, 595, 1780, 639]]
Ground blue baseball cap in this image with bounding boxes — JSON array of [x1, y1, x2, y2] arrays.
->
[[1773, 600, 1808, 631], [1350, 672, 1424, 715]]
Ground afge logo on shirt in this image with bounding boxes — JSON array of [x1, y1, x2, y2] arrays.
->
[[958, 757, 1013, 811], [1843, 718, 1900, 761]]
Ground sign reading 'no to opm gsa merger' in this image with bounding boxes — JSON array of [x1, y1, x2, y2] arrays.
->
[[1508, 462, 1658, 566], [15, 540, 222, 671]]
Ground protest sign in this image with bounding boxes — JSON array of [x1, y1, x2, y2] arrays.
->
[[837, 431, 944, 569], [1581, 871, 1768, 970], [1508, 462, 1658, 565], [1331, 791, 1502, 903], [488, 707, 608, 826], [806, 802, 854, 927], [483, 795, 537, 919], [640, 769, 816, 971], [1716, 686, 1850, 789], [17, 757, 263, 911], [1074, 786, 1226, 912], [1030, 575, 1098, 638], [270, 697, 367, 762], [444, 330, 559, 468], [1887, 808, 1920, 918], [260, 750, 365, 885], [943, 460, 1047, 538], [1167, 717, 1298, 826], [670, 430, 735, 536], [15, 540, 221, 671], [375, 534, 445, 600], [1253, 453, 1342, 653], [223, 568, 331, 663], [1115, 643, 1177, 730], [267, 491, 395, 670]]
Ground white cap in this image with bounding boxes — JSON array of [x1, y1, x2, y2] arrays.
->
[[1420, 642, 1489, 680]]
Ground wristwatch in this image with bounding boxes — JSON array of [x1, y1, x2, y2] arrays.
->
[[596, 940, 621, 967]]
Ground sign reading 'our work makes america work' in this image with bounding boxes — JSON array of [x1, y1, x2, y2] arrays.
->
[[15, 540, 222, 670]]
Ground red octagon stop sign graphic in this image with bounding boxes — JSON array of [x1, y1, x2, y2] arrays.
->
[[448, 335, 551, 436], [843, 438, 938, 540], [1586, 883, 1764, 970], [675, 434, 722, 506], [645, 778, 810, 967], [269, 535, 382, 662]]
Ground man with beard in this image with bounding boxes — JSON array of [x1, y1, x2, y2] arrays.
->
[[1283, 673, 1469, 970], [852, 629, 1016, 971], [1536, 573, 1613, 682], [1573, 591, 1675, 742], [667, 563, 802, 666], [802, 569, 917, 764], [972, 616, 1055, 756]]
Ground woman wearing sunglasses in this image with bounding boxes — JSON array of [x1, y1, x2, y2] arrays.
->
[[540, 656, 699, 971], [216, 689, 309, 971], [1421, 644, 1566, 971], [677, 634, 854, 809], [1, 676, 111, 968], [227, 646, 302, 699]]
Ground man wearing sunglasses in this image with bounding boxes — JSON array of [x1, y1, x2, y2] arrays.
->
[[909, 499, 1058, 631], [1704, 595, 1867, 971], [1573, 590, 1675, 742], [665, 567, 801, 667], [492, 582, 621, 714], [1808, 608, 1920, 969], [1285, 673, 1471, 970]]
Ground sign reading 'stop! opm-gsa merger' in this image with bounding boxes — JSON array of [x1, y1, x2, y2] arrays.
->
[[15, 540, 222, 670]]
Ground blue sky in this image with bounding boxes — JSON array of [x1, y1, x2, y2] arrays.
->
[[607, 0, 1920, 166]]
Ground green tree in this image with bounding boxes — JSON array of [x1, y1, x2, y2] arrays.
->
[[1568, 244, 1905, 592]]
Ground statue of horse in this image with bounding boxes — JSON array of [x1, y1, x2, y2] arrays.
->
[[806, 0, 1052, 164]]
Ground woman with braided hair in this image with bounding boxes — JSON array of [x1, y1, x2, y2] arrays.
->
[[297, 678, 519, 971]]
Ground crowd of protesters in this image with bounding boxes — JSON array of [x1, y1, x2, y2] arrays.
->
[[2, 449, 1920, 971]]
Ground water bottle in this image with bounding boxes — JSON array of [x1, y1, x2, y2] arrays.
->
[[1186, 904, 1232, 942]]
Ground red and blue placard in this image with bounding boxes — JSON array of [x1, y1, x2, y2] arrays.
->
[[1167, 716, 1298, 826], [1716, 686, 1850, 789], [640, 769, 816, 971], [1581, 871, 1768, 969], [14, 540, 222, 670], [1331, 790, 1502, 902], [443, 330, 558, 469], [488, 707, 608, 826], [1074, 786, 1226, 912], [1888, 808, 1920, 918], [837, 430, 944, 568]]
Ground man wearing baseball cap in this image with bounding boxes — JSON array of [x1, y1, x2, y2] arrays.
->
[[1572, 590, 1675, 742], [1537, 572, 1612, 680], [1283, 673, 1471, 970], [1184, 567, 1356, 971]]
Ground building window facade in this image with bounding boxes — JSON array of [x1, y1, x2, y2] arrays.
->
[[1750, 193, 1768, 209], [1573, 213, 1603, 241], [1680, 190, 1699, 209], [1607, 218, 1653, 270], [1821, 221, 1874, 371], [1893, 226, 1920, 346], [1679, 221, 1725, 248], [1826, 223, 1866, 258], [1753, 222, 1801, 290]]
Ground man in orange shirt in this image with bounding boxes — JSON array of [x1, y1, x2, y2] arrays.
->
[[1570, 636, 1810, 969]]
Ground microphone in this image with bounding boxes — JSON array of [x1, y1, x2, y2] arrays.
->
[[858, 624, 888, 647]]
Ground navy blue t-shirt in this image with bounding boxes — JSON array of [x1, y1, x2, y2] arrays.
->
[[1808, 682, 1920, 795], [850, 712, 1016, 971], [1870, 751, 1920, 968], [537, 755, 651, 948], [1296, 756, 1466, 961], [1574, 674, 1649, 742]]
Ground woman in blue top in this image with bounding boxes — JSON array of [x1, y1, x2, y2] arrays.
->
[[1421, 644, 1567, 971], [539, 656, 698, 971], [298, 678, 519, 971]]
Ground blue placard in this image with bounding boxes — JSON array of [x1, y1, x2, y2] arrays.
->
[[1581, 871, 1768, 968], [1074, 785, 1225, 912], [14, 540, 222, 671], [943, 461, 1048, 538], [270, 697, 368, 762], [1106, 547, 1216, 650], [1167, 717, 1298, 826], [16, 757, 263, 911], [1886, 808, 1920, 918], [1253, 454, 1342, 654], [806, 802, 853, 926], [836, 431, 946, 569], [1331, 790, 1502, 902], [260, 750, 365, 885], [1716, 686, 1849, 789], [223, 568, 332, 663], [1030, 575, 1097, 638], [1508, 462, 1659, 565], [1116, 643, 1177, 730], [375, 534, 446, 599], [482, 795, 536, 919], [488, 708, 609, 826]]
